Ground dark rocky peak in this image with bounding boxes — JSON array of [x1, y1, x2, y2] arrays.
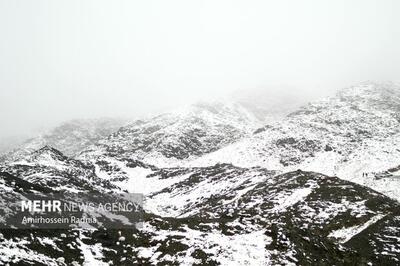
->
[[30, 145, 67, 162]]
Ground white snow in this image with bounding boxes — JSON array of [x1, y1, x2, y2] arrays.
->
[[272, 185, 316, 212], [141, 223, 270, 265], [77, 232, 108, 266], [0, 238, 60, 266], [328, 214, 386, 243]]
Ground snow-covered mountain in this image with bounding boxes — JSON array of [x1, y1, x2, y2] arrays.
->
[[1, 164, 400, 264], [1, 81, 400, 265], [3, 118, 127, 161], [78, 102, 261, 167], [0, 146, 118, 193], [190, 82, 400, 199]]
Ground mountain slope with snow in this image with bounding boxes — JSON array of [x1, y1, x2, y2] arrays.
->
[[1, 167, 400, 265], [189, 82, 400, 199], [3, 118, 127, 161], [0, 146, 118, 193], [79, 102, 261, 167], [1, 82, 400, 264]]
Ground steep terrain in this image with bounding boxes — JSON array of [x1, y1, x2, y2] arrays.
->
[[190, 82, 400, 199], [1, 82, 400, 264], [1, 146, 117, 193], [1, 165, 400, 265], [78, 102, 260, 167]]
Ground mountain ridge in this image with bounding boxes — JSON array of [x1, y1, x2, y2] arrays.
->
[[1, 81, 400, 264]]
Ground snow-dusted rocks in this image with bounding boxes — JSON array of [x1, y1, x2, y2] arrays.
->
[[3, 118, 127, 161], [2, 168, 399, 264], [0, 146, 117, 193], [78, 101, 261, 167], [1, 82, 400, 264], [189, 82, 400, 200]]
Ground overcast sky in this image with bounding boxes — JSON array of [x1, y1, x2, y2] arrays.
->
[[0, 0, 399, 139]]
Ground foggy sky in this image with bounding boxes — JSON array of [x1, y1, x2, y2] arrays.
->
[[1, 0, 400, 140]]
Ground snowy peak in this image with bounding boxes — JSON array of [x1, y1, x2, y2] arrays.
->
[[2, 82, 400, 264], [337, 81, 400, 100], [176, 101, 260, 126], [29, 145, 68, 162], [0, 145, 120, 193], [4, 118, 128, 161], [290, 82, 400, 118], [189, 82, 400, 201], [80, 101, 261, 166], [284, 82, 400, 143]]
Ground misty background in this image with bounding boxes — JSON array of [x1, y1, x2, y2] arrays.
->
[[0, 0, 399, 144]]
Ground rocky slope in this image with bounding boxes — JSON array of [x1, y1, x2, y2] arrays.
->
[[1, 163, 400, 265], [189, 82, 400, 199], [78, 102, 261, 167], [0, 146, 117, 193], [3, 118, 127, 161], [1, 82, 400, 265]]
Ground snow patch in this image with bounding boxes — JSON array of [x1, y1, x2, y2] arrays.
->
[[328, 214, 386, 243]]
